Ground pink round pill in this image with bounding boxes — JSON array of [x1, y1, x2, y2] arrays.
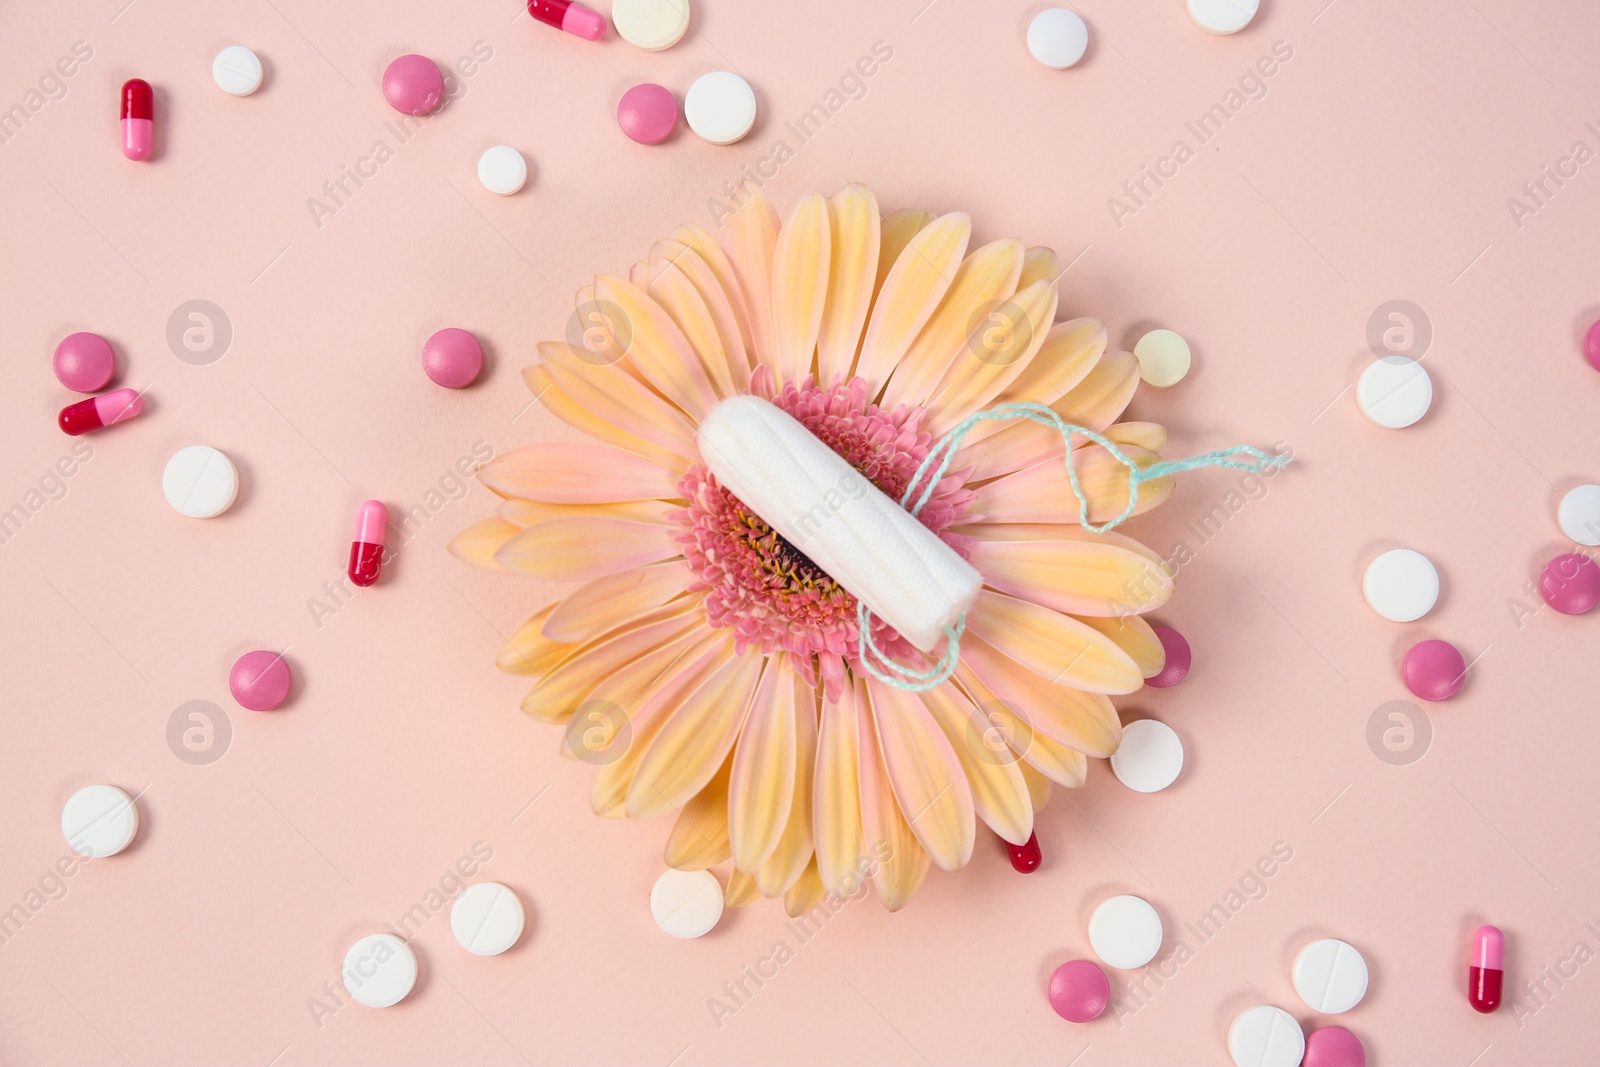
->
[[617, 83, 678, 145], [1402, 638, 1466, 701], [1145, 625, 1191, 688], [1541, 552, 1600, 615], [383, 54, 444, 116], [1047, 959, 1110, 1022], [1303, 1026, 1366, 1067], [54, 332, 116, 392], [1585, 318, 1600, 373], [229, 650, 292, 711], [422, 328, 484, 389]]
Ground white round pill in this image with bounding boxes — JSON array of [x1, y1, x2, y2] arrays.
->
[[1228, 1005, 1305, 1067], [342, 933, 417, 1008], [477, 146, 528, 196], [613, 0, 691, 51], [1363, 548, 1439, 622], [163, 445, 238, 518], [212, 46, 263, 96], [1188, 0, 1260, 35], [451, 882, 525, 956], [650, 868, 723, 939], [684, 71, 757, 146], [1109, 719, 1184, 793], [1027, 9, 1090, 70], [1088, 894, 1163, 969], [1357, 355, 1432, 428], [1558, 484, 1600, 546], [61, 784, 138, 858], [1133, 329, 1192, 387], [1292, 938, 1369, 1014]]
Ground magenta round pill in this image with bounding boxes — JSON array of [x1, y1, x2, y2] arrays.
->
[[1584, 318, 1600, 373], [54, 332, 115, 392], [1540, 552, 1600, 615], [383, 54, 444, 116], [229, 650, 292, 711], [1303, 1026, 1366, 1067], [422, 328, 484, 389], [1145, 625, 1191, 688], [1402, 638, 1466, 701], [1047, 959, 1110, 1022], [617, 83, 679, 145]]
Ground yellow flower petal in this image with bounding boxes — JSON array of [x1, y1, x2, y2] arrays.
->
[[963, 524, 1174, 616], [728, 657, 798, 873], [813, 676, 865, 895], [855, 676, 932, 911], [952, 662, 1092, 788], [449, 517, 520, 572], [595, 274, 719, 421], [673, 224, 756, 371], [966, 590, 1142, 695], [719, 183, 781, 373], [559, 633, 696, 760], [957, 345, 1136, 472], [769, 193, 830, 383], [725, 867, 761, 908], [522, 366, 689, 473], [816, 183, 880, 384], [855, 212, 971, 387], [866, 678, 975, 872], [968, 444, 1173, 526], [626, 652, 767, 818], [783, 860, 826, 917], [1019, 761, 1054, 810], [919, 682, 1033, 846], [756, 670, 817, 896], [923, 277, 1059, 434], [1017, 245, 1061, 291], [524, 602, 703, 722], [495, 603, 573, 676], [479, 443, 681, 504], [664, 758, 732, 870], [542, 563, 688, 643], [963, 318, 1107, 445], [496, 498, 673, 528], [874, 208, 934, 295], [647, 241, 741, 398], [1104, 420, 1168, 454], [534, 344, 699, 460], [955, 630, 1123, 756], [495, 516, 680, 581], [1075, 614, 1167, 678]]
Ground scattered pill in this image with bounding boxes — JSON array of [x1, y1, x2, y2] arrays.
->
[[342, 933, 417, 1008], [1585, 318, 1600, 373], [61, 784, 138, 858], [684, 71, 757, 145], [528, 0, 607, 41], [477, 146, 528, 196], [120, 79, 152, 161], [1109, 719, 1183, 793], [1228, 1005, 1305, 1067], [1539, 552, 1600, 615], [618, 83, 679, 145], [1145, 625, 1191, 688], [1402, 639, 1465, 701], [1303, 1027, 1366, 1067], [1027, 8, 1090, 69], [58, 388, 143, 435], [53, 332, 115, 392], [1187, 0, 1260, 35], [1133, 329, 1191, 387], [229, 650, 292, 711], [423, 327, 484, 388], [451, 882, 526, 955], [1468, 924, 1503, 1014], [349, 500, 388, 587], [1293, 938, 1369, 1014], [1047, 959, 1110, 1022], [212, 46, 263, 96], [382, 54, 444, 116], [1362, 548, 1439, 622], [163, 445, 239, 518], [613, 0, 690, 51], [1087, 894, 1162, 969], [1558, 484, 1600, 546], [1356, 355, 1431, 428], [1005, 830, 1041, 873], [650, 868, 723, 938]]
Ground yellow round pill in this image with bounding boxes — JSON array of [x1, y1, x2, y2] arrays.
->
[[1133, 329, 1191, 387]]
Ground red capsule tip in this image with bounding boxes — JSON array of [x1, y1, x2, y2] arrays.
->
[[121, 79, 152, 120], [1006, 831, 1042, 874]]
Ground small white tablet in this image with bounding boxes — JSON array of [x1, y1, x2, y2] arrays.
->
[[163, 445, 238, 518], [1292, 938, 1369, 1014], [613, 0, 691, 51], [1110, 719, 1184, 793], [212, 46, 264, 96], [61, 784, 138, 858], [1558, 484, 1600, 546], [650, 868, 723, 938], [1187, 0, 1260, 36], [1087, 894, 1163, 969], [684, 72, 757, 145], [477, 146, 528, 196], [451, 882, 525, 956], [1133, 329, 1192, 387], [1228, 1005, 1305, 1067], [1363, 548, 1439, 622], [342, 933, 417, 1008], [1357, 355, 1432, 428], [1027, 9, 1089, 70]]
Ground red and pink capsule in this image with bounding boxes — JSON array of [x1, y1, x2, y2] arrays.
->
[[59, 388, 143, 435], [528, 0, 606, 40], [1469, 925, 1503, 1013], [120, 79, 152, 161], [349, 500, 388, 587]]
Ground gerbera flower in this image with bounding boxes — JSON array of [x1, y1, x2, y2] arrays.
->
[[452, 182, 1179, 913]]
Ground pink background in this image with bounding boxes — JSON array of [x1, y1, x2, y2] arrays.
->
[[3, 0, 1599, 1063]]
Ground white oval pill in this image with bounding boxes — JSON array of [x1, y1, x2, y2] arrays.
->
[[163, 445, 238, 518], [1292, 938, 1369, 1014], [650, 868, 723, 938], [1363, 548, 1439, 622], [1558, 484, 1600, 546], [477, 146, 528, 196], [212, 46, 263, 96], [1110, 719, 1184, 793], [1134, 329, 1192, 387], [1228, 1005, 1305, 1067], [451, 882, 525, 956], [61, 784, 138, 858], [684, 71, 757, 145], [1188, 0, 1260, 35], [1027, 8, 1089, 69], [613, 0, 691, 51], [1088, 894, 1163, 969], [1357, 355, 1432, 428], [342, 933, 417, 1008]]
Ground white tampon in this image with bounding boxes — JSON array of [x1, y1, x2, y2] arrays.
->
[[697, 395, 982, 653]]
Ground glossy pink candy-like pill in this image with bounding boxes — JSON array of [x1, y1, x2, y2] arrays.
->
[[1402, 638, 1466, 701], [349, 500, 388, 587], [58, 388, 143, 435], [1540, 552, 1600, 615], [54, 332, 116, 392], [528, 0, 606, 40], [383, 55, 444, 116], [1469, 925, 1504, 1014], [422, 328, 483, 388], [230, 650, 292, 711], [618, 83, 679, 145], [1005, 830, 1041, 873], [1145, 625, 1190, 688], [1584, 318, 1600, 373], [120, 79, 152, 160], [1047, 960, 1110, 1023], [1303, 1026, 1366, 1067]]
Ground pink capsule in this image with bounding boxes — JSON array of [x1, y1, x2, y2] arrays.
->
[[528, 0, 606, 41], [59, 388, 143, 435], [1469, 925, 1503, 1014], [349, 500, 388, 587], [120, 79, 152, 161]]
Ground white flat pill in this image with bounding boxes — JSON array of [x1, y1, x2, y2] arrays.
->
[[1357, 355, 1432, 428], [1228, 1005, 1305, 1067], [451, 882, 525, 956], [1134, 329, 1192, 387], [1188, 0, 1260, 35], [212, 46, 263, 96], [1558, 484, 1600, 546], [1088, 894, 1162, 969], [477, 146, 528, 196], [613, 0, 691, 51], [61, 784, 138, 858], [163, 445, 238, 518], [684, 71, 757, 145], [1293, 938, 1369, 1014], [1027, 9, 1089, 69], [1363, 548, 1439, 622], [650, 868, 723, 938], [1110, 719, 1184, 793], [342, 933, 417, 1008]]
